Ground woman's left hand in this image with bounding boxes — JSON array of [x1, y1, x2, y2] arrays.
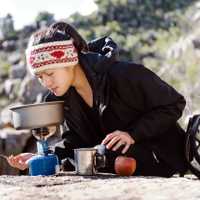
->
[[101, 130, 135, 154]]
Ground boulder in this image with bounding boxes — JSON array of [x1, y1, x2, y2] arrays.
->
[[9, 61, 26, 79], [0, 173, 199, 200], [18, 74, 48, 104]]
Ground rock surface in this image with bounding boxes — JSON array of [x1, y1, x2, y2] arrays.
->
[[0, 172, 200, 200]]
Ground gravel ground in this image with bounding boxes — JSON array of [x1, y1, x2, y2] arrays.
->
[[0, 172, 200, 200]]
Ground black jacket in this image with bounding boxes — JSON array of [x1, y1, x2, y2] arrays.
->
[[45, 37, 187, 173]]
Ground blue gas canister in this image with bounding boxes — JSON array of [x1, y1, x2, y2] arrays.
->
[[28, 154, 59, 176], [28, 140, 59, 176]]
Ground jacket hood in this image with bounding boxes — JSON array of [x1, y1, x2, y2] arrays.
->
[[80, 36, 119, 74], [78, 51, 116, 74]]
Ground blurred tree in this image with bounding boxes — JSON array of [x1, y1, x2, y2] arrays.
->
[[0, 14, 17, 40], [35, 11, 55, 28], [68, 0, 197, 64]]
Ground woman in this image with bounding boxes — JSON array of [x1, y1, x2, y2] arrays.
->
[[7, 21, 188, 177]]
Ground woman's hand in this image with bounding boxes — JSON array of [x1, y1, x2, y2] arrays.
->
[[7, 153, 36, 170], [101, 130, 135, 154]]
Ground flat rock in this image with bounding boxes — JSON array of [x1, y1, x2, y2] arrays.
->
[[0, 172, 200, 200]]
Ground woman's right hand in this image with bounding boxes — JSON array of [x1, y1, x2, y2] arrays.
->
[[7, 153, 36, 170]]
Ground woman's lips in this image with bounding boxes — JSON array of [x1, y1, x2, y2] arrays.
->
[[51, 87, 58, 93]]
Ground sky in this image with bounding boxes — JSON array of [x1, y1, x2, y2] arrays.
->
[[0, 0, 98, 30]]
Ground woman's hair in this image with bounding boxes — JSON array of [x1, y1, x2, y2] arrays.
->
[[28, 21, 88, 52]]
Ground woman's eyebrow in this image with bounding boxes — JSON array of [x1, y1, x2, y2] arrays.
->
[[35, 73, 42, 77]]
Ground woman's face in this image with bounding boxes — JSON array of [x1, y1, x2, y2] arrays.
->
[[36, 67, 75, 96]]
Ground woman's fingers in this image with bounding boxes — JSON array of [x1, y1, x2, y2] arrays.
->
[[106, 136, 121, 149], [101, 133, 116, 145], [17, 162, 28, 170], [14, 158, 28, 170], [7, 155, 16, 167], [112, 140, 126, 151], [15, 154, 27, 162], [7, 154, 28, 170], [101, 130, 135, 153], [122, 143, 131, 154], [8, 156, 18, 167]]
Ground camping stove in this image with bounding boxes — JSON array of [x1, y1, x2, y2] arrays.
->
[[28, 127, 59, 176], [10, 101, 65, 176]]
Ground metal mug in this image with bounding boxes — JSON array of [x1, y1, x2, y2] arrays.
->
[[74, 147, 106, 175]]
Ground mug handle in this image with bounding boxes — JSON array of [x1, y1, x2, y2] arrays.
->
[[95, 153, 106, 170]]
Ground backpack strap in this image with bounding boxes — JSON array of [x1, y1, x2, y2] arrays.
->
[[185, 114, 200, 178]]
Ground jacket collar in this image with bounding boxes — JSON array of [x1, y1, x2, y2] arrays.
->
[[78, 52, 115, 113]]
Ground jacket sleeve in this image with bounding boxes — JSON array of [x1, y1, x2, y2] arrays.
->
[[110, 63, 186, 142]]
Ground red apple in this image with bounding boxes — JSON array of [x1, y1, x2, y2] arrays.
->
[[114, 156, 137, 176]]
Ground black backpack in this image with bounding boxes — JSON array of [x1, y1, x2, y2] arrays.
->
[[185, 114, 200, 178]]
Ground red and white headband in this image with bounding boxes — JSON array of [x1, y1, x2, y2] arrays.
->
[[26, 40, 79, 74]]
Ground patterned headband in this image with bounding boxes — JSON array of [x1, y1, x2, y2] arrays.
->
[[26, 40, 79, 74]]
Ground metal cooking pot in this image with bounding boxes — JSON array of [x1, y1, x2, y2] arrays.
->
[[10, 101, 64, 129]]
